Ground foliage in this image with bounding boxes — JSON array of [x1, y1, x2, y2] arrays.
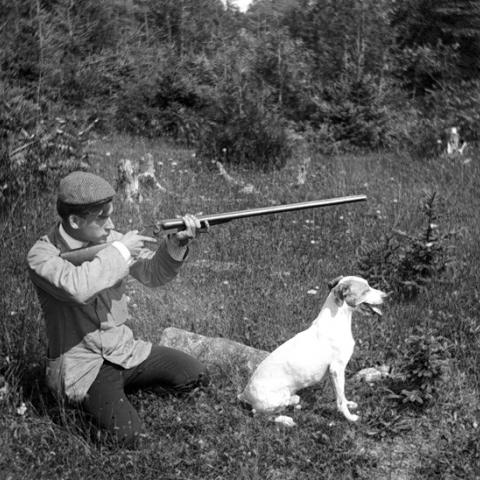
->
[[308, 73, 393, 150], [2, 0, 480, 160], [1, 134, 479, 477], [391, 0, 480, 94], [113, 51, 205, 143], [391, 328, 452, 408], [356, 192, 456, 299], [0, 84, 93, 212], [422, 79, 480, 143]]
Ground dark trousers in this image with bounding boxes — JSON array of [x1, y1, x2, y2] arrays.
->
[[82, 346, 208, 447]]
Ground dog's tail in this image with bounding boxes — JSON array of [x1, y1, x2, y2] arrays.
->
[[237, 391, 254, 411]]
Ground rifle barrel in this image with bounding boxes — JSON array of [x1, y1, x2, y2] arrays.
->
[[159, 194, 367, 231]]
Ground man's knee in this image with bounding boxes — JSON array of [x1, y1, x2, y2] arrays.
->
[[165, 364, 210, 394]]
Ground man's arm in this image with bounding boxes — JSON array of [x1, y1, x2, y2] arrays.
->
[[27, 237, 130, 304], [128, 214, 200, 288]]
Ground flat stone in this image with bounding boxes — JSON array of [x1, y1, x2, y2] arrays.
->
[[159, 327, 269, 374], [353, 365, 390, 383]]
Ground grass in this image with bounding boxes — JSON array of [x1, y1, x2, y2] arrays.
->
[[1, 134, 479, 479]]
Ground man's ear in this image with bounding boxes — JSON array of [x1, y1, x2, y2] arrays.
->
[[67, 214, 82, 230], [327, 276, 343, 291]]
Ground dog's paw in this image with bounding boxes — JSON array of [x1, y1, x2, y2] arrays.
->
[[346, 401, 358, 410], [347, 413, 360, 422]]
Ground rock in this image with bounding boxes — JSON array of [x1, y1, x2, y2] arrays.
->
[[159, 327, 269, 374], [274, 415, 296, 427], [353, 365, 390, 384]]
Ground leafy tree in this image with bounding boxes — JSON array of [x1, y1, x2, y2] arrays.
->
[[391, 0, 480, 94]]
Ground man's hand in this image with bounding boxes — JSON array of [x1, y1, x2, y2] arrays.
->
[[169, 214, 206, 248], [120, 230, 157, 257]]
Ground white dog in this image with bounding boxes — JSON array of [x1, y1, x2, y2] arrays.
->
[[238, 276, 387, 426]]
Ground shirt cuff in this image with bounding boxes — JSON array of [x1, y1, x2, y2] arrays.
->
[[112, 241, 131, 263], [166, 237, 188, 261]]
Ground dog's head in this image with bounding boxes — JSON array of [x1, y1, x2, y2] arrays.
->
[[328, 276, 387, 315]]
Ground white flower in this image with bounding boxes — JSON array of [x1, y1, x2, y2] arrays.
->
[[16, 402, 27, 416], [307, 289, 318, 295]]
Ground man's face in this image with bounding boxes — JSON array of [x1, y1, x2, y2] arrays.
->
[[71, 201, 115, 244]]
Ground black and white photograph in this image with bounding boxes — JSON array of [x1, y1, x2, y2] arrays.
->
[[1, 1, 479, 478]]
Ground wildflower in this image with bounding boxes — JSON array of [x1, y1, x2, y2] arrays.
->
[[0, 377, 9, 401], [16, 402, 27, 416]]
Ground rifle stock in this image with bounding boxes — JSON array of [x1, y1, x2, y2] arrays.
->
[[60, 194, 366, 265]]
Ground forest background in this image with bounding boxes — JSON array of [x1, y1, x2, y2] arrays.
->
[[2, 0, 480, 180]]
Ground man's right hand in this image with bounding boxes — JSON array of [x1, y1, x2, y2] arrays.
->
[[119, 230, 157, 257]]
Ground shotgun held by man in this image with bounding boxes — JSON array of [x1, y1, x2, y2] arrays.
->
[[60, 194, 367, 265]]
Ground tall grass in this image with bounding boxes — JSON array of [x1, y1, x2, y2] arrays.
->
[[1, 135, 479, 478]]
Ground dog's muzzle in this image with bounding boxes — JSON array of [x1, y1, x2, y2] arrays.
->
[[359, 302, 383, 316]]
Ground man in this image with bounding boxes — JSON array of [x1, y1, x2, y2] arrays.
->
[[27, 171, 209, 447]]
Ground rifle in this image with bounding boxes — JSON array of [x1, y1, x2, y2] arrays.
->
[[60, 194, 366, 265]]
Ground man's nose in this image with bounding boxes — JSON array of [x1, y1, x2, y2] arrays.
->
[[105, 217, 114, 230]]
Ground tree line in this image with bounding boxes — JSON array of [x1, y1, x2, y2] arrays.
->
[[2, 0, 480, 173]]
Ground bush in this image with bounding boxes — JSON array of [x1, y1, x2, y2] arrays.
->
[[196, 102, 291, 170], [388, 328, 452, 409], [0, 85, 93, 212], [114, 54, 204, 143], [308, 73, 392, 151], [356, 192, 456, 299]]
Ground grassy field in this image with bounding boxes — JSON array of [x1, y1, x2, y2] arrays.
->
[[1, 134, 479, 479]]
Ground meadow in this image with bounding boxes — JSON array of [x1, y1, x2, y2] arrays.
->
[[1, 134, 479, 479]]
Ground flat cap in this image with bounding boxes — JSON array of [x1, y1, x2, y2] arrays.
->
[[58, 171, 115, 206]]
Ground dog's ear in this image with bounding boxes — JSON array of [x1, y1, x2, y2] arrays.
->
[[327, 276, 344, 291], [332, 282, 347, 306], [332, 281, 358, 307]]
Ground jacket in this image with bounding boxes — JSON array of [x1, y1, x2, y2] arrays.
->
[[27, 224, 185, 401]]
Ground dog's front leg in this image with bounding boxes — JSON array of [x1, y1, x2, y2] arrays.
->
[[329, 363, 359, 422]]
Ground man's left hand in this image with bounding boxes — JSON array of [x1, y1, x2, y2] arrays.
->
[[170, 214, 207, 248]]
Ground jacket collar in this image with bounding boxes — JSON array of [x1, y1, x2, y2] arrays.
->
[[47, 223, 88, 252]]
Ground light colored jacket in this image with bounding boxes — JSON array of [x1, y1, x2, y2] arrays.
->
[[27, 225, 185, 401]]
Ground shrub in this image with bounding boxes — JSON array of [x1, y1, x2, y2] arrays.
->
[[114, 55, 204, 144], [0, 85, 93, 212], [388, 328, 452, 409], [196, 101, 292, 170], [308, 73, 392, 151], [356, 192, 456, 299]]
